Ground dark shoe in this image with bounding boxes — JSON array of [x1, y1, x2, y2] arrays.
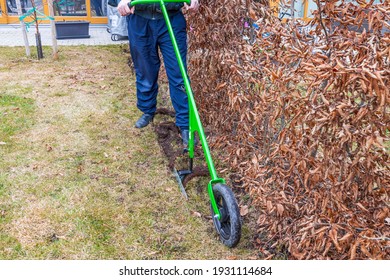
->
[[135, 113, 154, 128]]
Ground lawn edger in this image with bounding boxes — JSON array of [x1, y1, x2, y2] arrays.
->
[[129, 0, 241, 247]]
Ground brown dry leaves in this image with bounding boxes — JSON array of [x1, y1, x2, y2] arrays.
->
[[188, 0, 389, 259]]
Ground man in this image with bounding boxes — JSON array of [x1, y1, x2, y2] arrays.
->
[[117, 0, 199, 147]]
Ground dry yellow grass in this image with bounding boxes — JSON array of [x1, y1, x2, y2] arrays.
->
[[0, 46, 256, 260]]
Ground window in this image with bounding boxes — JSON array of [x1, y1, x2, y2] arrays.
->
[[53, 0, 87, 16], [90, 0, 107, 17], [277, 0, 305, 19], [307, 0, 317, 18], [6, 0, 43, 16]]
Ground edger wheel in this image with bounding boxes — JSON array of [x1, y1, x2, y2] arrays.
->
[[211, 183, 241, 248]]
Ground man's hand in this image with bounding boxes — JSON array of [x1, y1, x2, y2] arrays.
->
[[117, 0, 134, 16], [184, 0, 199, 12]]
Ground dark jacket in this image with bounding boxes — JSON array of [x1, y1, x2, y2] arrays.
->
[[134, 3, 184, 19]]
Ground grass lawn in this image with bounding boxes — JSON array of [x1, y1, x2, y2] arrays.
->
[[0, 46, 256, 259]]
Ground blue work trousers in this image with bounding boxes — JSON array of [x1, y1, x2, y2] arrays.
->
[[127, 12, 189, 130]]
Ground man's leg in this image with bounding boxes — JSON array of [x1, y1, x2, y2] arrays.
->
[[127, 14, 160, 127], [157, 12, 189, 132]]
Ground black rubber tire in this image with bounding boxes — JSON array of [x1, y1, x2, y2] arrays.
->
[[111, 34, 119, 41], [211, 183, 241, 248]]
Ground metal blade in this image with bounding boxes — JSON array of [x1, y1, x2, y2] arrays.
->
[[173, 168, 188, 200]]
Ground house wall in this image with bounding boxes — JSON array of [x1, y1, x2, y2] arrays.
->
[[0, 0, 108, 24]]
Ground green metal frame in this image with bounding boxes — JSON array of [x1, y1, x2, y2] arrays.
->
[[130, 0, 224, 219]]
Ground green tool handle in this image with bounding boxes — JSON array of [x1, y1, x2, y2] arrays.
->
[[129, 0, 224, 219]]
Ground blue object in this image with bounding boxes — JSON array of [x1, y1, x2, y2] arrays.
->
[[262, 32, 272, 38], [127, 12, 189, 130], [135, 113, 155, 128]]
